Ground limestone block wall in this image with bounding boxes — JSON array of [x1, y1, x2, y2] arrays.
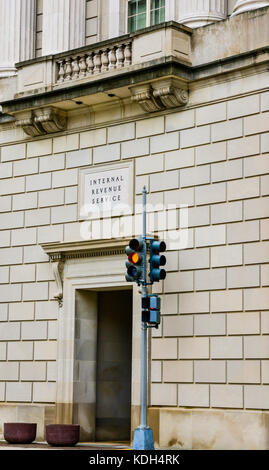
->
[[0, 76, 269, 444], [148, 93, 269, 411]]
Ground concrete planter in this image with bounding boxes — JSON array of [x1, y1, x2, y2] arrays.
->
[[46, 424, 80, 446], [4, 423, 37, 444]]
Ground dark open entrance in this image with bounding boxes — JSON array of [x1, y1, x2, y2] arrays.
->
[[95, 290, 132, 441], [73, 288, 132, 442]]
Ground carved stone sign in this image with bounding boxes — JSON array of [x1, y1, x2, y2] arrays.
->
[[79, 162, 134, 219]]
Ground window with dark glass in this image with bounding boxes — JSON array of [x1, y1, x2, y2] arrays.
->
[[128, 0, 165, 33], [150, 0, 165, 26]]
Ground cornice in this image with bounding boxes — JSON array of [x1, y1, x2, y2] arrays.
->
[[2, 47, 269, 117], [41, 234, 158, 261], [41, 237, 133, 261]]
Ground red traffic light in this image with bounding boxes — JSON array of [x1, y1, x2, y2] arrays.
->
[[129, 238, 143, 251]]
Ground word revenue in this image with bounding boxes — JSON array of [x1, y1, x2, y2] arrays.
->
[[90, 185, 122, 204]]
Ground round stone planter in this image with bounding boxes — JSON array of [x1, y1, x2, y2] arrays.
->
[[4, 423, 37, 444], [46, 424, 80, 447]]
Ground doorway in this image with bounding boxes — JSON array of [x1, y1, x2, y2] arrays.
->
[[73, 288, 132, 442], [96, 290, 132, 441]]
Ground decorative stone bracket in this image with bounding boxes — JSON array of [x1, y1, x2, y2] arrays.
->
[[15, 107, 67, 137], [130, 79, 189, 112], [48, 254, 65, 307]]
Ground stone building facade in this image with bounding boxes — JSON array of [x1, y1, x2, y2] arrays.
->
[[0, 0, 269, 449]]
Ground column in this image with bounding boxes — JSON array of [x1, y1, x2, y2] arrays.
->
[[0, 0, 36, 77], [232, 0, 269, 15], [178, 0, 227, 28], [108, 0, 126, 39], [165, 0, 177, 21], [42, 0, 86, 55]]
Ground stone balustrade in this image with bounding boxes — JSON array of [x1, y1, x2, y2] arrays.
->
[[11, 23, 191, 100], [56, 41, 132, 84]]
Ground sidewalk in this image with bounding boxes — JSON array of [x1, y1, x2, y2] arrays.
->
[[0, 440, 132, 451]]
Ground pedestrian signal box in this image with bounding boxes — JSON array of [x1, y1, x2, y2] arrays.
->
[[142, 294, 161, 328]]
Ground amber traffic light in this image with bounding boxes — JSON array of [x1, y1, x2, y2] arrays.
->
[[125, 237, 144, 284]]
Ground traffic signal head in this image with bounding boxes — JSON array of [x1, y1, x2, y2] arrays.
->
[[125, 237, 144, 284], [149, 239, 167, 283], [148, 295, 161, 326], [141, 295, 161, 327]]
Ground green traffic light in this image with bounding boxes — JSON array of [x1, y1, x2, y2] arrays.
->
[[127, 264, 142, 279]]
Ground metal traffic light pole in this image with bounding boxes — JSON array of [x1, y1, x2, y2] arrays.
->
[[133, 186, 155, 450], [126, 186, 165, 449], [141, 185, 148, 428]]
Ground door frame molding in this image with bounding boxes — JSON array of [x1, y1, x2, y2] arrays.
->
[[51, 253, 140, 431], [41, 238, 145, 435]]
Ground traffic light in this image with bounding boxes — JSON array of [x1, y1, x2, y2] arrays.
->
[[149, 240, 166, 283], [125, 237, 144, 284]]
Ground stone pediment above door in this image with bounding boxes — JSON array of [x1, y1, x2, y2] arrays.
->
[[41, 237, 129, 260], [41, 237, 131, 307]]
